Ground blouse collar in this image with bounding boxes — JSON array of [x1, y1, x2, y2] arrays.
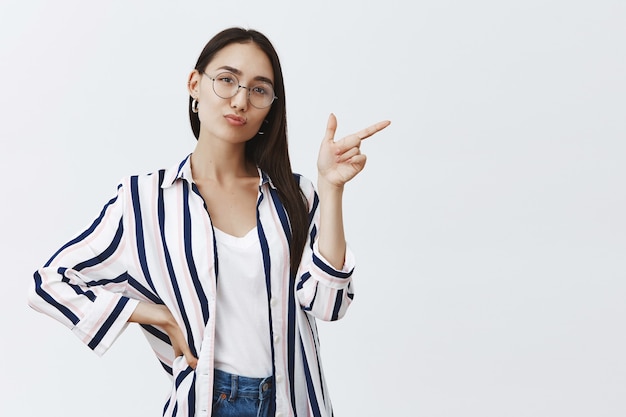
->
[[161, 154, 276, 190]]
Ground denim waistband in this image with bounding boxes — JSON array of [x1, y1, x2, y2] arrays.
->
[[213, 369, 273, 401]]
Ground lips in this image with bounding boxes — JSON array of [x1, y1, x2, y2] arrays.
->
[[224, 114, 246, 126]]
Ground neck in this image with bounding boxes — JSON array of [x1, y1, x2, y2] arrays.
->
[[190, 136, 256, 183]]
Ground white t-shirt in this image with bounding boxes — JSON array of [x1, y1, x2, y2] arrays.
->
[[213, 226, 272, 378]]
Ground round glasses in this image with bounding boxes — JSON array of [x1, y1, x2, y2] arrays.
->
[[204, 72, 277, 109]]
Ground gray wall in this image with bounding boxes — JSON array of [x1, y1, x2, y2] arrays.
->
[[1, 0, 624, 415]]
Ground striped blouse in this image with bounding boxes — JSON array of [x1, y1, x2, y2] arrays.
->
[[28, 154, 355, 417]]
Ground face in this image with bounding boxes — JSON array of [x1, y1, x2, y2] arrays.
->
[[187, 42, 274, 144]]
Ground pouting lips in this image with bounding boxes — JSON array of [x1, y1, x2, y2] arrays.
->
[[224, 114, 246, 126]]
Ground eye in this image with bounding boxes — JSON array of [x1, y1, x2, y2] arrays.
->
[[252, 86, 268, 95], [252, 84, 274, 97], [218, 75, 236, 85]]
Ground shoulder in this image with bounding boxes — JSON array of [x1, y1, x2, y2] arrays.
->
[[117, 168, 168, 191], [292, 173, 319, 211], [293, 172, 315, 195], [115, 155, 191, 198]]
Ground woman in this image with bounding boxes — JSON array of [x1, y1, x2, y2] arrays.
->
[[28, 27, 390, 417]]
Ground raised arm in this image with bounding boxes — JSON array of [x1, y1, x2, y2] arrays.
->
[[316, 113, 391, 268]]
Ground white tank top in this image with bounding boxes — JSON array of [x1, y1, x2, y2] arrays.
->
[[213, 226, 272, 378]]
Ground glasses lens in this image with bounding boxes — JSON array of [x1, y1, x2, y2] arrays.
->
[[249, 83, 275, 109], [212, 72, 239, 99], [210, 72, 276, 108]]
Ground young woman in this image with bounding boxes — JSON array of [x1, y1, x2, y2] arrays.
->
[[28, 27, 390, 417]]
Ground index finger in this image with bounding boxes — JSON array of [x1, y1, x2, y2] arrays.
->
[[355, 120, 391, 141]]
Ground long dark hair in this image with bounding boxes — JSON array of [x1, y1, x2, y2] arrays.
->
[[189, 27, 308, 276]]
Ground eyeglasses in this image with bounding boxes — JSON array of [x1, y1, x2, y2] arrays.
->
[[203, 72, 277, 109]]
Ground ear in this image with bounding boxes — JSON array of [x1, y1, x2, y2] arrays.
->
[[187, 70, 201, 97]]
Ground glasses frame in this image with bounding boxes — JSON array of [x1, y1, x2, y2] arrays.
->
[[203, 72, 278, 109]]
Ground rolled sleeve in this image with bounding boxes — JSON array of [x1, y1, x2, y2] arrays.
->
[[28, 181, 138, 356], [297, 241, 356, 322], [310, 241, 355, 289], [71, 290, 139, 356]]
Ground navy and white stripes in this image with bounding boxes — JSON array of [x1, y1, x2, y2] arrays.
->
[[28, 154, 355, 417]]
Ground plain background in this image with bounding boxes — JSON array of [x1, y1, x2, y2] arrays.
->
[[1, 0, 625, 416]]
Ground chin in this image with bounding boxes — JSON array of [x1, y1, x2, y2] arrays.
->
[[223, 131, 257, 144]]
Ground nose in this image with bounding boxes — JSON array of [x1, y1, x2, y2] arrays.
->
[[230, 86, 249, 110]]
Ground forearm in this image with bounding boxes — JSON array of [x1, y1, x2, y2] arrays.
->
[[128, 302, 174, 327], [130, 301, 198, 367], [316, 177, 347, 269]]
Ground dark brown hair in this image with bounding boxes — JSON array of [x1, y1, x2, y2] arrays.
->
[[189, 27, 308, 276]]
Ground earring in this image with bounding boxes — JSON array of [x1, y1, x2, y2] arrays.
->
[[258, 119, 269, 135], [191, 98, 199, 114]]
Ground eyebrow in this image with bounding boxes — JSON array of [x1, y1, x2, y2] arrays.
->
[[216, 65, 274, 86]]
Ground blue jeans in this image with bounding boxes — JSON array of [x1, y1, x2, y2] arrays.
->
[[212, 369, 273, 417]]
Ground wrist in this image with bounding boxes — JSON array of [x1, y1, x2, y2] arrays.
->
[[317, 176, 345, 196]]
